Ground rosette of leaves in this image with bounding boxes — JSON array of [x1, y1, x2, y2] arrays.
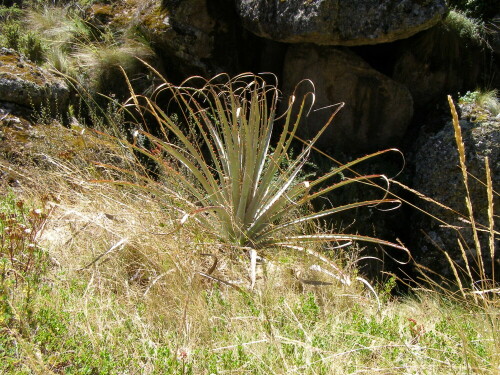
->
[[98, 71, 407, 257]]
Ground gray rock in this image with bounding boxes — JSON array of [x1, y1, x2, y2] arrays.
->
[[235, 0, 447, 46], [282, 45, 413, 151], [0, 48, 69, 114], [411, 111, 500, 278], [393, 23, 483, 110]]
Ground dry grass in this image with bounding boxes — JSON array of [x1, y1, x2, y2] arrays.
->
[[1, 104, 499, 374]]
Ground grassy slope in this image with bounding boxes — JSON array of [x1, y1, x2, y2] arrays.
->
[[0, 117, 498, 375]]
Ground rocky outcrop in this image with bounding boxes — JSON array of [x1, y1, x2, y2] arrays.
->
[[0, 48, 69, 114], [282, 45, 413, 151], [235, 0, 447, 46], [411, 109, 499, 278]]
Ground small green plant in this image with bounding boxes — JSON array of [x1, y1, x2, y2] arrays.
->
[[0, 20, 46, 64], [378, 275, 397, 303], [0, 193, 52, 286], [0, 4, 23, 22], [2, 21, 21, 50], [459, 89, 500, 117], [23, 31, 45, 64]]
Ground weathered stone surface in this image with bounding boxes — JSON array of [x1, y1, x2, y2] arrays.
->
[[0, 48, 69, 113], [393, 24, 483, 110], [128, 0, 260, 79], [235, 0, 447, 46], [158, 0, 216, 75], [411, 109, 500, 279], [282, 45, 413, 151]]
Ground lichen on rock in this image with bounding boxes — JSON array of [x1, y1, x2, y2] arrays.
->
[[0, 48, 69, 114], [235, 0, 447, 46]]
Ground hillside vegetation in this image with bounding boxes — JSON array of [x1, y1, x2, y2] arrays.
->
[[0, 0, 499, 374], [0, 104, 497, 374]]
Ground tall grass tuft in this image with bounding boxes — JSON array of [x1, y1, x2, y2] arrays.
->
[[446, 96, 498, 295], [73, 38, 154, 94], [443, 9, 491, 47]]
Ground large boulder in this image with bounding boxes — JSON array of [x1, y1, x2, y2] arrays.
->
[[282, 45, 413, 152], [411, 108, 500, 279], [392, 19, 485, 111], [0, 48, 69, 114], [235, 0, 447, 46]]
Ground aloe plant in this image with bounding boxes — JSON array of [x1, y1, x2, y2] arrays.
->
[[100, 71, 407, 256]]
